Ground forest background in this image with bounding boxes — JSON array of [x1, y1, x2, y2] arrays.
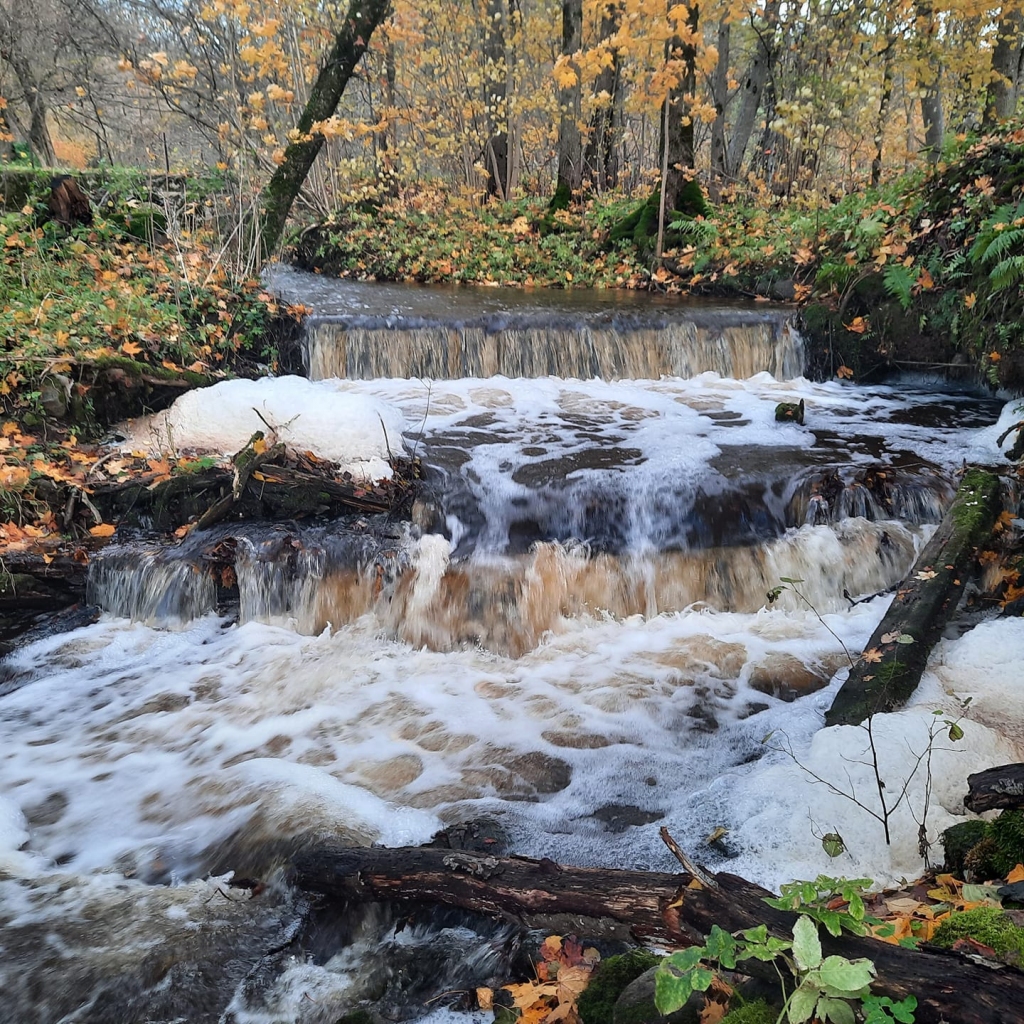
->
[[2, 0, 1024, 427]]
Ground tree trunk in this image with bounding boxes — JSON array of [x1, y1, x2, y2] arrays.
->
[[871, 36, 896, 187], [659, 1, 699, 216], [916, 1, 945, 164], [255, 0, 392, 259], [965, 764, 1024, 813], [825, 469, 1001, 728], [483, 0, 511, 201], [709, 17, 731, 187], [583, 1, 624, 192], [985, 7, 1024, 126], [0, 7, 56, 166], [726, 0, 779, 179], [552, 0, 583, 206], [294, 844, 1024, 1024]]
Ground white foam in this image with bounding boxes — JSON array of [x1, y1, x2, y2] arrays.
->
[[127, 376, 407, 480], [716, 617, 1024, 889]]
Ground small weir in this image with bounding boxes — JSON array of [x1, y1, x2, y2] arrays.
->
[[2, 272, 1018, 1024]]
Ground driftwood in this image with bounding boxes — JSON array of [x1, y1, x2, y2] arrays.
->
[[966, 764, 1024, 813], [293, 845, 1024, 1024], [825, 468, 1002, 727]]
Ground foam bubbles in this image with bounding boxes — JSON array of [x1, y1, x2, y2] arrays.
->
[[126, 376, 407, 480]]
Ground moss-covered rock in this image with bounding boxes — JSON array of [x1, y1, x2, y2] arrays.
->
[[576, 950, 662, 1024], [931, 907, 1024, 964], [942, 819, 990, 876], [942, 810, 1024, 880]]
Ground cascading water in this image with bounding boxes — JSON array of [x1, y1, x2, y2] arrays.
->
[[3, 272, 1023, 1024]]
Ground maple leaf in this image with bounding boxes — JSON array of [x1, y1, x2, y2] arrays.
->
[[836, 365, 854, 379], [915, 569, 938, 581], [89, 523, 116, 537], [861, 648, 883, 663], [964, 293, 977, 309], [1008, 864, 1024, 884], [843, 316, 869, 334], [121, 340, 143, 357]]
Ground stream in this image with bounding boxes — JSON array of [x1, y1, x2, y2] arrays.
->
[[2, 273, 1023, 1023]]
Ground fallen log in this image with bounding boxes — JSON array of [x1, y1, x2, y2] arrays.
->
[[825, 468, 1002, 727], [293, 845, 1024, 1024], [965, 763, 1024, 813]]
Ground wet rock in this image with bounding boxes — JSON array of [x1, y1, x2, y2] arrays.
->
[[0, 874, 311, 1024], [748, 653, 831, 702], [431, 817, 512, 855], [592, 804, 665, 833]]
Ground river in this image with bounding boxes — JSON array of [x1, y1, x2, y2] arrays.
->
[[1, 273, 1022, 1023]]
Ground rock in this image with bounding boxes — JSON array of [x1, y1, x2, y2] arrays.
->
[[748, 654, 831, 702], [40, 374, 71, 417], [774, 399, 804, 425], [592, 804, 665, 833], [613, 966, 699, 1024], [614, 966, 777, 1024]]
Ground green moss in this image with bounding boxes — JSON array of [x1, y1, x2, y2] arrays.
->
[[949, 470, 999, 541], [942, 819, 990, 875], [990, 808, 1024, 876], [576, 950, 662, 1024], [549, 182, 572, 213], [721, 1001, 776, 1024], [334, 1010, 375, 1024], [931, 907, 1024, 963]]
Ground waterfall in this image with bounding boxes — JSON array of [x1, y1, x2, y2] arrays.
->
[[304, 318, 804, 381]]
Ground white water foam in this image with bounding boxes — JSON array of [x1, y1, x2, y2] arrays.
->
[[126, 376, 408, 480]]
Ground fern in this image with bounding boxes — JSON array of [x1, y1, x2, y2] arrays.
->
[[668, 216, 718, 247], [882, 262, 916, 311], [990, 254, 1024, 292], [970, 202, 1024, 296]]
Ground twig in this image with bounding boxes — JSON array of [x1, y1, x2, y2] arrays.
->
[[659, 826, 718, 889], [997, 419, 1024, 448]]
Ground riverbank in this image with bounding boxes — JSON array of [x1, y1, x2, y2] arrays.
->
[[293, 124, 1024, 392]]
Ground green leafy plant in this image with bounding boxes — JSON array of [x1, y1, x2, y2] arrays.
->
[[764, 877, 877, 938], [654, 914, 912, 1024], [860, 994, 918, 1024], [786, 916, 876, 1024]]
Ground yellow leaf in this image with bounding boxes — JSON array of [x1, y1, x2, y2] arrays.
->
[[844, 316, 869, 334], [1008, 864, 1024, 883], [861, 648, 883, 664], [121, 341, 143, 357], [477, 988, 494, 1011], [89, 523, 116, 537], [964, 292, 977, 309]]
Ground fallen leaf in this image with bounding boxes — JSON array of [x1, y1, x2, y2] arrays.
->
[[861, 648, 883, 663], [915, 569, 938, 580], [476, 988, 493, 1011], [1008, 864, 1024, 884], [89, 523, 116, 537]]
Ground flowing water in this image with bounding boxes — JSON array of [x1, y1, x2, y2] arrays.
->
[[2, 274, 1022, 1023]]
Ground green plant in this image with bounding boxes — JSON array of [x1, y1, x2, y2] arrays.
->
[[860, 995, 918, 1024], [763, 877, 877, 938], [654, 915, 909, 1024], [654, 923, 791, 1015], [786, 916, 876, 1024], [969, 202, 1024, 293]]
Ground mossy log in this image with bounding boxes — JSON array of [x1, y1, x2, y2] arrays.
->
[[825, 468, 1002, 728], [293, 845, 1024, 1024], [966, 764, 1024, 813]]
